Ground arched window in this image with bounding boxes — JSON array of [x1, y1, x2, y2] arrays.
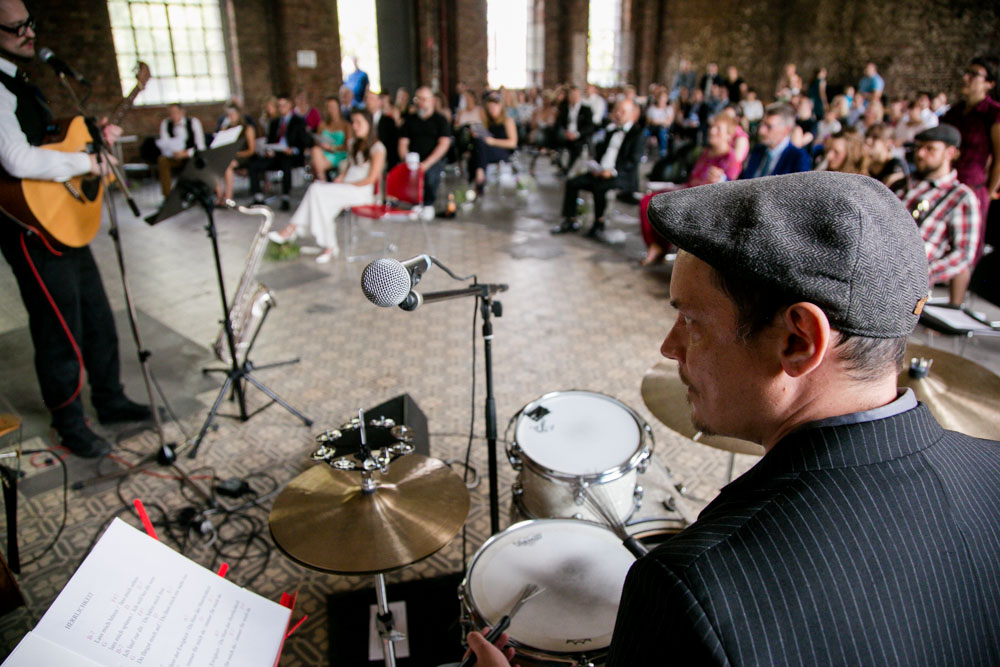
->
[[338, 0, 381, 94], [488, 0, 530, 89], [587, 0, 622, 87]]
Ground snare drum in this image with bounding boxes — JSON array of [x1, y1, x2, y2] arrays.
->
[[459, 519, 635, 666], [508, 391, 652, 523]]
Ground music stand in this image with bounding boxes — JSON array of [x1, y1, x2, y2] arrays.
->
[[147, 145, 312, 459]]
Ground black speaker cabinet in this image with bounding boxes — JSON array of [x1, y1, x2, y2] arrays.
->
[[364, 393, 429, 457]]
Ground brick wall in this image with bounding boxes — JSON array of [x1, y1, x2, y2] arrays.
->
[[628, 0, 1000, 103], [542, 0, 590, 87], [455, 0, 487, 90]]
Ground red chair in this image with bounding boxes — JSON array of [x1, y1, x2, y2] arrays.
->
[[346, 164, 432, 262]]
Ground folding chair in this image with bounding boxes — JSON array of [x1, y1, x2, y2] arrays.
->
[[345, 164, 433, 262]]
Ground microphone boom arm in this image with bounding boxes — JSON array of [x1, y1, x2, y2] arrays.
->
[[399, 283, 507, 311]]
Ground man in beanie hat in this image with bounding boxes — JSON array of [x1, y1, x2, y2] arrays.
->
[[463, 172, 1000, 666], [902, 123, 981, 305]]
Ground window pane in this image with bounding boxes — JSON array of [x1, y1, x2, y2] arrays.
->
[[109, 0, 230, 103]]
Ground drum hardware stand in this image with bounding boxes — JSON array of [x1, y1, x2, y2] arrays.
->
[[146, 144, 313, 460], [55, 72, 192, 489], [399, 277, 508, 535]]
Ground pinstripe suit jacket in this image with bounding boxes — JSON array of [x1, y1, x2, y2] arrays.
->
[[607, 404, 1000, 666]]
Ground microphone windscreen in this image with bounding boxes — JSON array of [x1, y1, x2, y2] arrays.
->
[[361, 258, 412, 307]]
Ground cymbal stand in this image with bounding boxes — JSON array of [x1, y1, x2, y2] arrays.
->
[[373, 571, 403, 667]]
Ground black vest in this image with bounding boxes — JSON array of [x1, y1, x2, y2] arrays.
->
[[167, 116, 196, 151], [0, 68, 53, 146]]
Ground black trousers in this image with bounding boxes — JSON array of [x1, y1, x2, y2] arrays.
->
[[0, 228, 123, 429], [467, 138, 511, 179], [561, 173, 618, 221], [248, 152, 303, 196]]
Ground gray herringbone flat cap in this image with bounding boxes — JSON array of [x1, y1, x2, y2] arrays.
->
[[647, 171, 929, 338]]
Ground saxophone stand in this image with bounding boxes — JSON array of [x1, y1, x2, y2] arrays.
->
[[147, 147, 312, 459]]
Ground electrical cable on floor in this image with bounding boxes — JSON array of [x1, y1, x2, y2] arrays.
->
[[16, 448, 69, 569]]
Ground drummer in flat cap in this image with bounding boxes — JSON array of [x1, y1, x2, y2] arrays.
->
[[466, 172, 1000, 666]]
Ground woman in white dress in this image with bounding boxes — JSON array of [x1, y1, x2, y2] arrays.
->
[[269, 108, 386, 263]]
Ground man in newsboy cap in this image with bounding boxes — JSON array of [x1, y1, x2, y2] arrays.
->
[[901, 123, 981, 306], [464, 172, 1000, 666]]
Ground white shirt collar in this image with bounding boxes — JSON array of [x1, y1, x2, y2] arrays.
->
[[0, 57, 18, 78]]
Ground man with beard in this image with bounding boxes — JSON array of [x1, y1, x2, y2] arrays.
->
[[464, 171, 1000, 666], [901, 124, 981, 305], [0, 0, 149, 457], [398, 85, 451, 211]]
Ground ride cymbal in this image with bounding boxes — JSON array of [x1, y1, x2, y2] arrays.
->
[[641, 360, 765, 457], [269, 454, 470, 574], [901, 344, 1000, 440]]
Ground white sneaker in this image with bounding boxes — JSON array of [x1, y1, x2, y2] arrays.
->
[[419, 206, 436, 221], [267, 230, 291, 245], [315, 249, 336, 264]]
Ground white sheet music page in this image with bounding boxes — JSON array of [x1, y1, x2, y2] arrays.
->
[[2, 518, 290, 666]]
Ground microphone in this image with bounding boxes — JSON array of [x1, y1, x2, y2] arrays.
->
[[38, 48, 91, 86], [360, 254, 432, 308]]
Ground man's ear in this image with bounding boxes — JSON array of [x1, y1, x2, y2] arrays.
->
[[778, 303, 831, 378]]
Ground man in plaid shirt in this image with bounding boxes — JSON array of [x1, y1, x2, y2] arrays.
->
[[901, 124, 981, 305]]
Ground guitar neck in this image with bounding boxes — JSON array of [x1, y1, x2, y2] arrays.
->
[[108, 86, 142, 127]]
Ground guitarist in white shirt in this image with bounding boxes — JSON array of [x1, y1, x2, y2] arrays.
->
[[0, 0, 150, 457]]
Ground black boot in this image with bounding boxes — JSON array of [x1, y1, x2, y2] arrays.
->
[[96, 395, 152, 425], [585, 220, 606, 241], [550, 218, 581, 235], [55, 421, 111, 458]]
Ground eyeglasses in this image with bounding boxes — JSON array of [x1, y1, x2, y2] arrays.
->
[[964, 69, 987, 80], [0, 16, 35, 37]]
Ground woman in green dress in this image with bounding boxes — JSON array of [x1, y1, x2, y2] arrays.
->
[[310, 96, 350, 182]]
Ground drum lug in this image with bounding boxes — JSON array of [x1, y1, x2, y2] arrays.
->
[[506, 443, 523, 471], [637, 445, 652, 474], [633, 485, 644, 514], [573, 480, 588, 506], [512, 480, 523, 498]]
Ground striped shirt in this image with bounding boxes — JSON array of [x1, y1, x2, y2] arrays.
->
[[900, 170, 981, 285]]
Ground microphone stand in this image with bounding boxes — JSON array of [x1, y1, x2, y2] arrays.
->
[[409, 281, 507, 535], [54, 73, 186, 474]]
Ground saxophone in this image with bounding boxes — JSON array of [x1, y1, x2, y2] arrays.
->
[[214, 202, 276, 365]]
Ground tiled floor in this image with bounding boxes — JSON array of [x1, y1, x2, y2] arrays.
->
[[1, 160, 999, 664]]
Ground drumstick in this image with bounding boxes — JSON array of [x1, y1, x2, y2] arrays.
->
[[459, 583, 541, 667], [581, 485, 649, 558]]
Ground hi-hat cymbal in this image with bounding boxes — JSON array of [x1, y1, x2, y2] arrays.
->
[[901, 344, 1000, 440], [641, 360, 765, 456], [269, 454, 470, 575]]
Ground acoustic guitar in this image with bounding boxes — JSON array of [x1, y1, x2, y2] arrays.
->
[[0, 61, 150, 248]]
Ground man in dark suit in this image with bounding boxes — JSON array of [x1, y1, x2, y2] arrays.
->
[[555, 84, 595, 174], [551, 99, 644, 241], [465, 172, 1000, 666], [249, 92, 310, 211], [741, 102, 812, 178]]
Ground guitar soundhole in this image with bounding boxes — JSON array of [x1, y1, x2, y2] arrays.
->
[[81, 177, 101, 201]]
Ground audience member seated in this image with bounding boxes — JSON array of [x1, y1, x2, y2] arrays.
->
[[741, 103, 811, 178], [585, 83, 608, 124], [156, 103, 206, 197], [215, 103, 257, 204], [791, 96, 817, 149], [268, 109, 385, 263], [718, 106, 750, 163], [724, 66, 745, 104], [467, 91, 518, 195], [551, 99, 644, 241], [807, 67, 828, 118], [738, 88, 764, 132], [646, 90, 674, 158], [864, 123, 909, 193], [901, 124, 981, 306], [817, 128, 866, 173], [774, 62, 802, 101], [698, 62, 722, 100], [394, 87, 413, 117], [893, 98, 939, 148], [853, 99, 885, 134], [815, 100, 843, 146], [555, 85, 595, 174], [398, 85, 452, 211], [248, 93, 310, 211], [375, 91, 401, 171], [453, 89, 482, 160], [669, 58, 697, 101], [639, 114, 744, 266], [311, 96, 351, 182], [529, 91, 560, 173], [294, 89, 322, 132]]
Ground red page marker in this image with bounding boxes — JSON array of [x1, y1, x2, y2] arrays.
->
[[133, 499, 158, 540], [217, 562, 229, 578], [285, 614, 307, 639]]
